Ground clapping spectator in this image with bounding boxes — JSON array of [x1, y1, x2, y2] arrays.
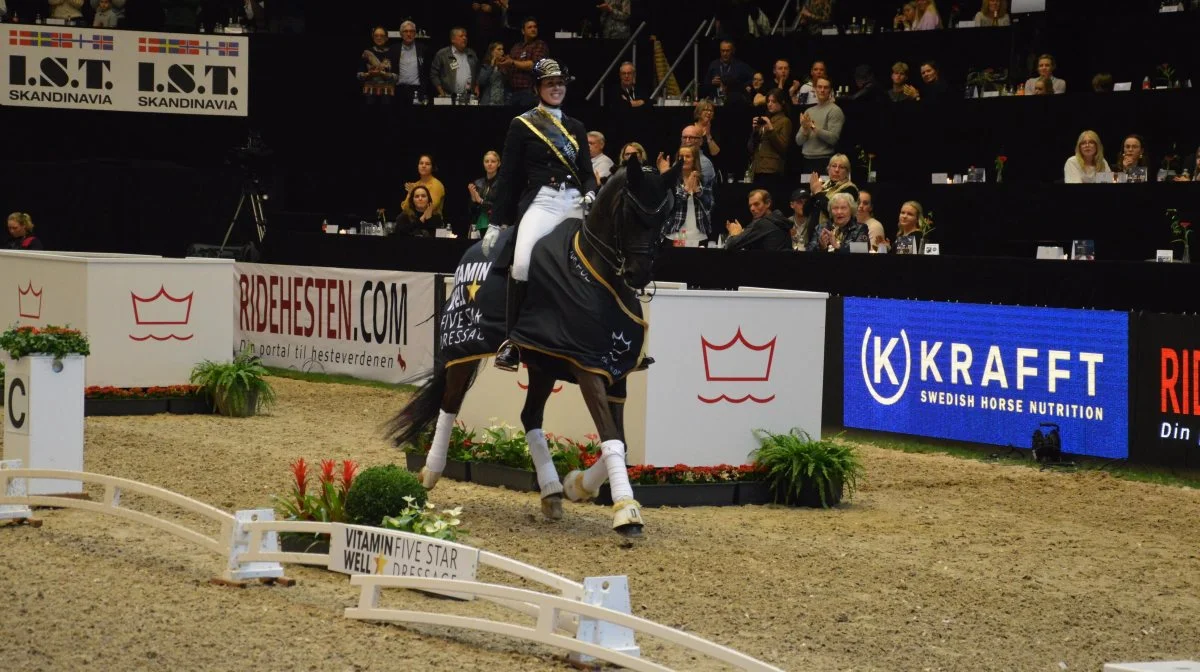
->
[[746, 72, 768, 110], [431, 27, 480, 101], [49, 0, 85, 21], [759, 59, 800, 107], [478, 41, 510, 105], [749, 89, 793, 208], [888, 63, 920, 102], [693, 100, 721, 159], [359, 26, 399, 102], [588, 132, 614, 184], [597, 0, 631, 39], [661, 125, 716, 185], [1116, 134, 1151, 181], [705, 40, 754, 100], [724, 189, 792, 252], [812, 192, 867, 253], [404, 154, 446, 215], [500, 17, 548, 109], [1064, 130, 1111, 183], [468, 151, 501, 238], [395, 186, 444, 236], [6, 212, 43, 250], [974, 0, 1009, 26], [664, 145, 713, 244], [805, 153, 858, 237], [1024, 54, 1066, 94], [795, 76, 843, 174], [913, 0, 942, 29], [93, 0, 118, 25]]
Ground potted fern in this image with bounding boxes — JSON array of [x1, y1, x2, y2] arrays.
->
[[189, 346, 276, 417], [750, 429, 864, 508]]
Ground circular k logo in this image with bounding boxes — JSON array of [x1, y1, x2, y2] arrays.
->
[[860, 327, 911, 405]]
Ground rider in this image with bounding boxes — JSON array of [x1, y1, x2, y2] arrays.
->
[[483, 58, 597, 372]]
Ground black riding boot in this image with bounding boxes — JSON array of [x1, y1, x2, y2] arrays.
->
[[494, 276, 527, 372]]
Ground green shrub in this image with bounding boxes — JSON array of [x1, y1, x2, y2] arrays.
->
[[345, 464, 427, 526]]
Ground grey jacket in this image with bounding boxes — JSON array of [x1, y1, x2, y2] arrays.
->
[[429, 46, 480, 97]]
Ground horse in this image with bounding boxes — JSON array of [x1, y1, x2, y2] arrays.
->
[[386, 156, 679, 538]]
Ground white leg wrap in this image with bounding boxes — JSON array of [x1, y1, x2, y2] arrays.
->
[[526, 429, 563, 496], [424, 410, 456, 476], [600, 439, 633, 502], [582, 452, 610, 494]]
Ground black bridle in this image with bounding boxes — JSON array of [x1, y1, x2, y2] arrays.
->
[[581, 170, 674, 292]]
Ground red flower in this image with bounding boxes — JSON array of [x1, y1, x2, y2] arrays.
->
[[997, 155, 1008, 163], [340, 460, 358, 491], [318, 459, 336, 485], [1183, 221, 1192, 229], [290, 458, 309, 499]]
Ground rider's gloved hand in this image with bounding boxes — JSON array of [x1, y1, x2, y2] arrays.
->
[[481, 225, 501, 256], [582, 191, 596, 209]]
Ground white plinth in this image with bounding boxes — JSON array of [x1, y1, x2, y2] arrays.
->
[[1104, 663, 1200, 672], [3, 354, 85, 495], [457, 286, 828, 467], [0, 250, 233, 387]]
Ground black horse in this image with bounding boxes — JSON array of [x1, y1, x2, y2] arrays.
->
[[387, 157, 678, 537]]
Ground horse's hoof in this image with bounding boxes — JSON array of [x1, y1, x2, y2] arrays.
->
[[562, 470, 597, 502], [419, 467, 441, 490], [612, 499, 644, 537], [541, 493, 563, 521]]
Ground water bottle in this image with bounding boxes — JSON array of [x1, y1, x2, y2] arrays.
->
[[413, 90, 421, 105], [34, 13, 42, 24]]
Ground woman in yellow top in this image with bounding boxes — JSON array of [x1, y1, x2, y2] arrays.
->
[[403, 154, 446, 215]]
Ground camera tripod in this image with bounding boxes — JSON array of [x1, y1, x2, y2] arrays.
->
[[220, 178, 268, 253]]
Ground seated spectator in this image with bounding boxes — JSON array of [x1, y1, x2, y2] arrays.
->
[[839, 65, 886, 107], [758, 59, 801, 107], [588, 131, 614, 184], [705, 40, 754, 100], [664, 145, 713, 245], [92, 0, 119, 26], [805, 153, 859, 236], [396, 21, 432, 104], [913, 0, 942, 30], [894, 200, 925, 251], [395, 186, 444, 236], [919, 61, 949, 103], [468, 150, 501, 238], [1064, 130, 1111, 183], [478, 42, 510, 105], [795, 0, 834, 35], [659, 125, 715, 186], [749, 89, 793, 208], [404, 154, 446, 215], [975, 0, 1009, 26], [620, 142, 648, 163], [787, 188, 811, 251], [616, 61, 646, 108], [724, 189, 792, 251], [598, 0, 631, 39], [1031, 76, 1052, 95], [1092, 73, 1114, 93], [430, 27, 480, 102], [693, 100, 721, 159], [856, 190, 887, 250], [796, 60, 827, 107], [888, 63, 920, 102], [795, 77, 843, 174], [6, 212, 43, 250], [811, 192, 867, 253], [49, 0, 84, 21], [1116, 134, 1152, 182], [1024, 54, 1066, 95], [894, 2, 917, 30], [90, 0, 125, 23], [359, 26, 399, 102]]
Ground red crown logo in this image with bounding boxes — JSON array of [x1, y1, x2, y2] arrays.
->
[[701, 328, 776, 382], [17, 281, 42, 319], [129, 286, 194, 342]]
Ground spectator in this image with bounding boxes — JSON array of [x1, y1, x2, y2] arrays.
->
[[974, 0, 1009, 26], [1064, 130, 1111, 183], [693, 100, 721, 159], [805, 153, 858, 237], [500, 17, 549, 109], [90, 0, 125, 22], [888, 63, 920, 102], [759, 59, 800, 107], [359, 26, 399, 103], [1173, 145, 1200, 181], [1092, 73, 1114, 93], [597, 0, 631, 39], [620, 142, 647, 163], [839, 64, 885, 107], [856, 190, 887, 250], [431, 27, 480, 101], [468, 150, 501, 238], [93, 0, 118, 25], [746, 72, 768, 110], [660, 125, 715, 186], [795, 0, 834, 35], [750, 89, 793, 208], [6, 212, 43, 250], [616, 61, 646, 108], [395, 186, 444, 237], [1024, 54, 1066, 95], [705, 40, 754, 100], [404, 154, 446, 215], [894, 2, 917, 30], [1115, 134, 1151, 182], [894, 200, 925, 251], [469, 1, 504, 49], [796, 60, 827, 107], [396, 21, 432, 104], [812, 192, 867, 252], [588, 131, 614, 184], [664, 144, 713, 244], [478, 41, 510, 105], [787, 188, 812, 251], [1031, 77, 1051, 95], [913, 0, 942, 29], [919, 61, 949, 103], [49, 0, 84, 21], [724, 189, 792, 252], [795, 76, 843, 174]]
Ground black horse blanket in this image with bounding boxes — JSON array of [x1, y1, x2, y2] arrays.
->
[[439, 220, 646, 387]]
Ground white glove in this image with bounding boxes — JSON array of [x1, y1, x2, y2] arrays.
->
[[581, 191, 596, 216], [481, 224, 501, 256]]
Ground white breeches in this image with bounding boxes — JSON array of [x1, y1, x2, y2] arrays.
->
[[511, 185, 583, 281]]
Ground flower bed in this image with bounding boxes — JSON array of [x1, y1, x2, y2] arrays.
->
[[83, 385, 213, 416]]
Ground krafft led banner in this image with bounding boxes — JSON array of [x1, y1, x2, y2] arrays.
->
[[843, 298, 1129, 459]]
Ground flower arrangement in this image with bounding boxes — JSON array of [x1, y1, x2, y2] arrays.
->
[[1167, 207, 1192, 261], [85, 385, 203, 399], [919, 209, 936, 243], [382, 496, 466, 541], [0, 324, 90, 360], [471, 421, 532, 468], [994, 155, 1007, 183], [1156, 63, 1179, 88], [966, 67, 1008, 93], [274, 458, 358, 524], [627, 463, 768, 485], [855, 145, 877, 177]]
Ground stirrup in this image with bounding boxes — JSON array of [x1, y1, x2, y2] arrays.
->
[[633, 355, 655, 372], [494, 339, 520, 372]]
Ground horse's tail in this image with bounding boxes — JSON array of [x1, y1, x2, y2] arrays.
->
[[384, 355, 480, 449]]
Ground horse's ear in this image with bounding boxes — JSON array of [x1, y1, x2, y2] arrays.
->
[[664, 159, 683, 185], [626, 157, 644, 187]]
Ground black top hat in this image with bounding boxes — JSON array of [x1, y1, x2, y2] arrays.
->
[[534, 58, 574, 83]]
